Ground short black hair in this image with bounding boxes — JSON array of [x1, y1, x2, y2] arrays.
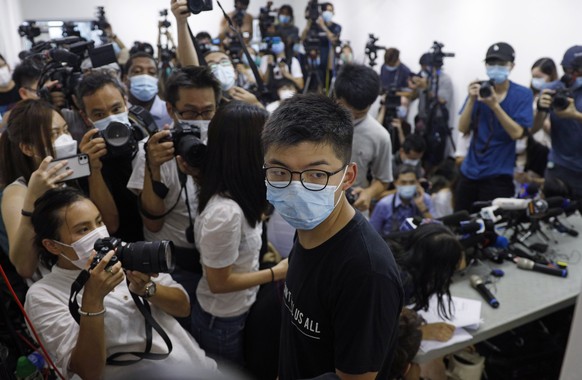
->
[[262, 93, 353, 164], [386, 308, 424, 379], [334, 64, 380, 111], [395, 164, 418, 180], [76, 71, 126, 112], [402, 134, 426, 154], [195, 31, 212, 41], [165, 65, 222, 107], [124, 52, 157, 77], [12, 58, 41, 90], [278, 4, 294, 19]]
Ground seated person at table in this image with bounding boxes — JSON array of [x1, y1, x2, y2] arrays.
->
[[370, 165, 433, 236], [25, 187, 217, 379]]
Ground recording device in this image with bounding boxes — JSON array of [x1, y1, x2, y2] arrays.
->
[[303, 0, 324, 64], [515, 257, 567, 278], [91, 6, 110, 44], [538, 75, 574, 112], [159, 9, 171, 28], [381, 87, 401, 129], [92, 237, 175, 273], [259, 1, 277, 38], [429, 41, 454, 69], [188, 0, 213, 14], [18, 21, 42, 44], [62, 22, 81, 38], [365, 34, 386, 68], [158, 9, 177, 68], [479, 79, 495, 98], [470, 275, 499, 308], [437, 210, 471, 226], [306, 0, 320, 21], [164, 122, 207, 168], [46, 154, 91, 182]]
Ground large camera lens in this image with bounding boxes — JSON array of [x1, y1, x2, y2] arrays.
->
[[176, 135, 207, 168], [117, 240, 175, 273], [552, 93, 569, 111], [479, 81, 493, 98], [103, 122, 132, 147]]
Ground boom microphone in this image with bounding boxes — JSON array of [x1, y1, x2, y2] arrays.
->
[[515, 257, 568, 277], [470, 275, 500, 308]]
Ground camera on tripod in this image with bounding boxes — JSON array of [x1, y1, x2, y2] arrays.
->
[[306, 0, 320, 21], [259, 1, 277, 38], [18, 21, 42, 44], [159, 9, 171, 29], [365, 34, 386, 68], [430, 41, 454, 69], [381, 87, 402, 126], [92, 237, 175, 273]]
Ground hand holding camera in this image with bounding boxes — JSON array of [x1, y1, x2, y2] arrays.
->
[[84, 250, 125, 305], [147, 130, 176, 169], [171, 0, 191, 25], [80, 129, 107, 171]]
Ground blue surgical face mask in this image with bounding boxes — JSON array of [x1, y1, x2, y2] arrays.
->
[[129, 74, 159, 102], [384, 64, 398, 72], [279, 15, 290, 24], [322, 11, 333, 23], [397, 105, 408, 119], [486, 65, 510, 84], [397, 185, 417, 200], [272, 42, 285, 56], [531, 77, 547, 91], [266, 168, 347, 230]]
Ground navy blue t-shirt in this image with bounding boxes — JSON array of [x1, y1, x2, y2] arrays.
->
[[380, 63, 412, 91], [278, 211, 403, 379], [460, 81, 533, 180], [549, 87, 582, 172]]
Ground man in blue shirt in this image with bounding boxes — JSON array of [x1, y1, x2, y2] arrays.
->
[[380, 48, 412, 92], [454, 42, 533, 212], [370, 165, 433, 237], [535, 46, 582, 199]]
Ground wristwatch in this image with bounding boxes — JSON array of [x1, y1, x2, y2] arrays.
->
[[143, 281, 157, 299]]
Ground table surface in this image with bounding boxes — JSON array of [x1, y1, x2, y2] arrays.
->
[[415, 214, 582, 363]]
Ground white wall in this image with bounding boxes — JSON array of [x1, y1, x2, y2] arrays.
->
[[14, 0, 582, 126]]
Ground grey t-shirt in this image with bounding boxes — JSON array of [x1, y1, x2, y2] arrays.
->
[[351, 114, 393, 188]]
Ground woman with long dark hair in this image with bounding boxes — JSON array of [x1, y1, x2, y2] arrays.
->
[[0, 99, 76, 278], [189, 101, 288, 366]]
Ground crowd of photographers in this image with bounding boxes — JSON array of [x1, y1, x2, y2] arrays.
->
[[1, 0, 582, 379]]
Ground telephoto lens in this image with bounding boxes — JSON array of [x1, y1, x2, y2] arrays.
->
[[93, 237, 175, 273], [479, 80, 494, 98]]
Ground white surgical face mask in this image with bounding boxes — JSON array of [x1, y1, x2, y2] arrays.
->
[[57, 226, 109, 269], [176, 118, 211, 144], [211, 64, 236, 92], [90, 111, 130, 131], [278, 89, 296, 101], [53, 133, 78, 159], [0, 66, 11, 87], [403, 158, 420, 166]]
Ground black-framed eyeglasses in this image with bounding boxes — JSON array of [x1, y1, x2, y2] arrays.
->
[[264, 165, 347, 191], [174, 108, 215, 120]]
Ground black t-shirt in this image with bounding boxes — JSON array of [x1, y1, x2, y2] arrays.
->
[[279, 211, 403, 379], [0, 86, 21, 116]]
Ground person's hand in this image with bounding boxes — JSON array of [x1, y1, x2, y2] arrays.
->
[[27, 157, 73, 201], [127, 270, 159, 296], [421, 322, 455, 342], [83, 250, 125, 304], [176, 155, 201, 182], [80, 129, 107, 171], [352, 187, 372, 212], [229, 86, 260, 106], [316, 16, 326, 28], [146, 130, 175, 169], [555, 97, 581, 120], [271, 258, 289, 281], [410, 76, 428, 90], [265, 55, 274, 66], [171, 0, 191, 25], [41, 80, 67, 107], [413, 185, 427, 210], [537, 89, 553, 112], [479, 85, 499, 108], [279, 61, 291, 77], [235, 63, 247, 74], [391, 118, 402, 130], [468, 80, 480, 100]]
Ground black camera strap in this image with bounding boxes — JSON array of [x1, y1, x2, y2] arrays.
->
[[68, 274, 173, 365], [137, 164, 188, 221]]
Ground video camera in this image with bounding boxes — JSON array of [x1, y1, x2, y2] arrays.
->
[[92, 236, 175, 273], [163, 122, 208, 168], [259, 1, 277, 38], [91, 6, 109, 44], [306, 0, 320, 21], [18, 21, 41, 44], [159, 9, 171, 29], [365, 34, 386, 68], [429, 41, 454, 69]]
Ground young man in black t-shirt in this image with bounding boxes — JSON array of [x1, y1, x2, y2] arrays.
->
[[262, 93, 403, 380]]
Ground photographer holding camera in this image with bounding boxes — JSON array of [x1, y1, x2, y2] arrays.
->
[[534, 46, 582, 199], [300, 2, 342, 92], [25, 187, 217, 379], [260, 37, 304, 90], [218, 0, 254, 45], [127, 66, 220, 314], [455, 42, 533, 212]]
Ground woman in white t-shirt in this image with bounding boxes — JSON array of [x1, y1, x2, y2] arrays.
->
[[187, 101, 288, 366]]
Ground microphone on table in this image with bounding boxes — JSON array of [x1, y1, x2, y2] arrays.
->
[[470, 275, 500, 308], [515, 257, 568, 278]]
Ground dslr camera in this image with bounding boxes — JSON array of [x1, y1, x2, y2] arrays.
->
[[165, 122, 207, 168], [478, 79, 495, 98], [188, 0, 213, 14], [92, 237, 175, 273]]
